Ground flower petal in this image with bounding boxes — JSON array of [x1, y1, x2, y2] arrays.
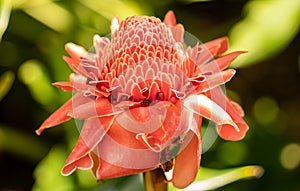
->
[[195, 69, 236, 93], [201, 51, 246, 73], [61, 140, 93, 176], [111, 16, 120, 34], [203, 37, 229, 56], [206, 87, 249, 141], [62, 116, 114, 175], [183, 94, 239, 132], [52, 82, 73, 92], [92, 154, 153, 180], [36, 98, 73, 135], [163, 10, 184, 42], [65, 42, 88, 66], [72, 98, 121, 119], [96, 133, 160, 172], [216, 99, 249, 141], [164, 10, 176, 26], [172, 130, 201, 189]]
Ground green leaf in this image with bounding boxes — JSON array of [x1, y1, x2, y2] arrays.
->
[[32, 145, 75, 191], [229, 0, 300, 67], [20, 0, 73, 32], [168, 165, 264, 191], [0, 70, 14, 101], [78, 0, 145, 21], [0, 0, 11, 41], [18, 59, 58, 110]]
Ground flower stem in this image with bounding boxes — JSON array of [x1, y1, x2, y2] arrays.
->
[[143, 168, 168, 191]]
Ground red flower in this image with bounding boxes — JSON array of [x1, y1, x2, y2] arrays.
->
[[36, 11, 249, 188]]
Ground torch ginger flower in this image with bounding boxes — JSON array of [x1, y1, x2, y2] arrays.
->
[[36, 11, 249, 189]]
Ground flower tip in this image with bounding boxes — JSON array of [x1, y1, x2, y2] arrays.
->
[[224, 116, 240, 133], [64, 42, 76, 51], [248, 166, 264, 179], [61, 166, 75, 176], [164, 10, 176, 26], [35, 127, 44, 136], [64, 42, 87, 59], [93, 34, 102, 45], [111, 16, 120, 34]]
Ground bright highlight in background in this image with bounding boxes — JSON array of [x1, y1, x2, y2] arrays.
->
[[280, 143, 300, 170], [18, 59, 56, 107], [253, 96, 279, 125]]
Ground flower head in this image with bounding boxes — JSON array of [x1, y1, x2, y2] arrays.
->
[[36, 11, 249, 188]]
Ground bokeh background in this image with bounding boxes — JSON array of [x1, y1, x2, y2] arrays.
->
[[0, 0, 299, 191]]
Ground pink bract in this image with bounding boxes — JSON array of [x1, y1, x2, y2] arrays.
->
[[36, 11, 249, 189]]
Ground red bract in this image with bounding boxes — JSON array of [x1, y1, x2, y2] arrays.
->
[[36, 11, 249, 189]]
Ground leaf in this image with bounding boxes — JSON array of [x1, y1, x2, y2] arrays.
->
[[168, 165, 264, 191], [18, 59, 58, 109], [32, 145, 76, 191], [229, 0, 300, 67], [0, 0, 11, 41], [0, 70, 14, 101], [78, 0, 144, 21], [20, 0, 73, 32]]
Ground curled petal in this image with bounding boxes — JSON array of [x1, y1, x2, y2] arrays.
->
[[61, 138, 93, 176], [206, 87, 249, 141], [229, 99, 245, 117], [183, 94, 239, 132], [62, 116, 114, 175], [216, 98, 249, 141], [216, 122, 248, 141]]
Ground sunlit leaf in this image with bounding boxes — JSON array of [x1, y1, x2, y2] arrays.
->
[[78, 0, 145, 21], [18, 59, 58, 109], [20, 0, 73, 32], [32, 145, 75, 191], [229, 0, 300, 67], [0, 0, 11, 41], [169, 165, 264, 191], [0, 70, 14, 101]]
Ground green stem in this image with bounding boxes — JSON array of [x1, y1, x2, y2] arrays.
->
[[143, 168, 168, 191]]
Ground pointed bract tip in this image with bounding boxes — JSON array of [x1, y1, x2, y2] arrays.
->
[[93, 34, 101, 44], [164, 10, 176, 26], [35, 127, 44, 136], [111, 16, 120, 34]]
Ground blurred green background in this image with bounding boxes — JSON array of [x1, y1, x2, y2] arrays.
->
[[0, 0, 300, 190]]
